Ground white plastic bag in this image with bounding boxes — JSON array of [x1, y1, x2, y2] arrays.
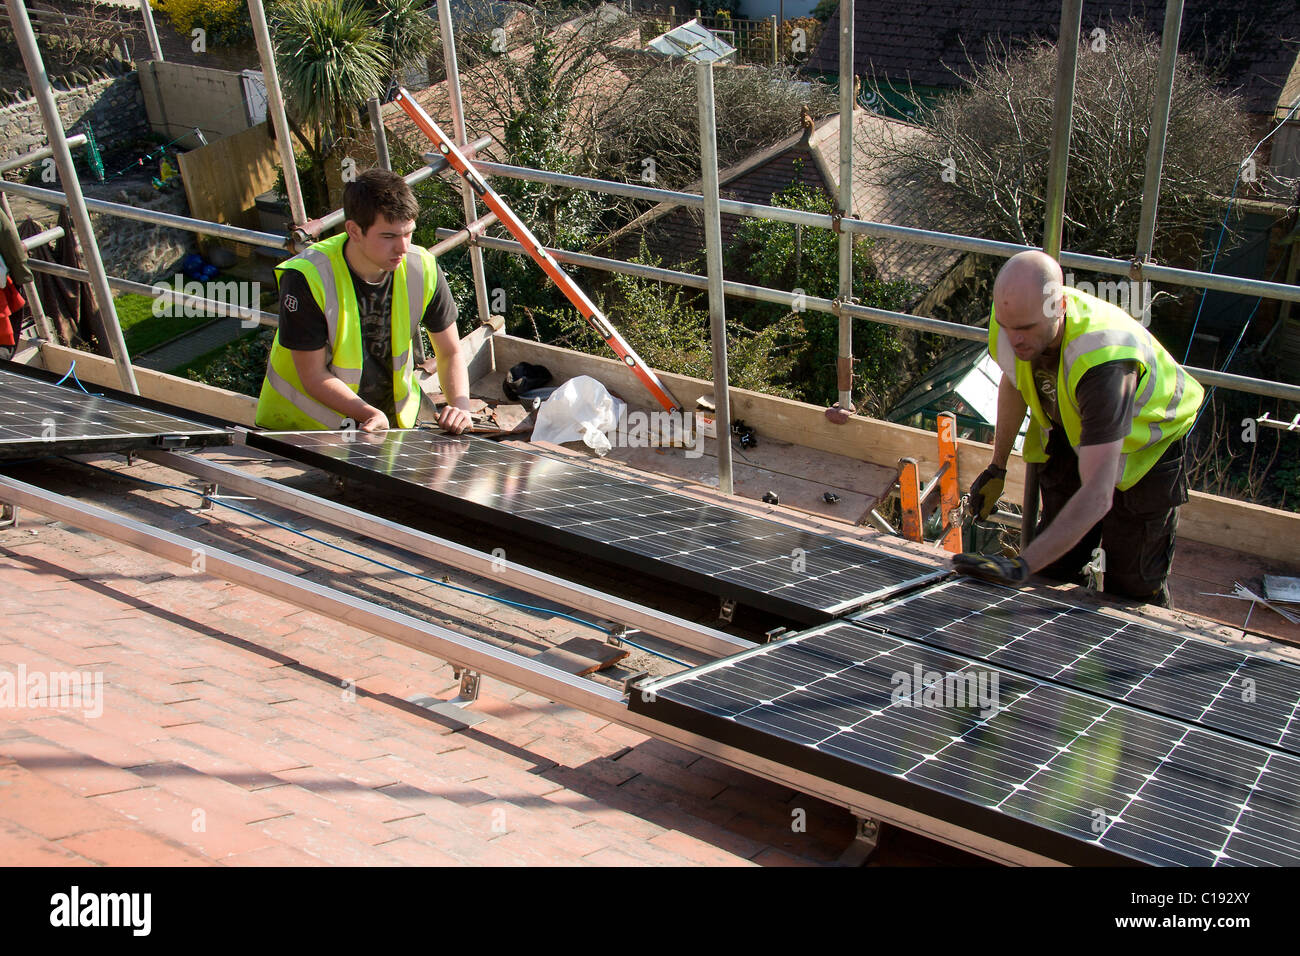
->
[[531, 375, 625, 456]]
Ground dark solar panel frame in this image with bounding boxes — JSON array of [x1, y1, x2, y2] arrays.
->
[[0, 364, 232, 459], [629, 621, 1300, 867], [850, 579, 1300, 758], [249, 428, 946, 623]]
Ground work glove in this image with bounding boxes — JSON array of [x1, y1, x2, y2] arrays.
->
[[968, 464, 1007, 520], [952, 552, 1030, 586]]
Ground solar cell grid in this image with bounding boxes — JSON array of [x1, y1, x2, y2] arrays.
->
[[0, 367, 230, 458], [631, 622, 1300, 866], [851, 579, 1300, 757], [253, 428, 945, 619]]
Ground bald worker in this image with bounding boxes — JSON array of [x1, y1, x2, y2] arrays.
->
[[952, 250, 1203, 605]]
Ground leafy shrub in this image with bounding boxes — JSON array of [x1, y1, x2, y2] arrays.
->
[[151, 0, 252, 46]]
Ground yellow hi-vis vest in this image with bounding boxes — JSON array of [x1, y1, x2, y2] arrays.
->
[[255, 233, 438, 430], [989, 286, 1203, 491]]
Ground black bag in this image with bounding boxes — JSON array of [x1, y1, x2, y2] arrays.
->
[[503, 361, 552, 401]]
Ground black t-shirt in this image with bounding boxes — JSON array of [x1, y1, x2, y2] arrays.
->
[[1032, 351, 1139, 447], [277, 246, 457, 420]]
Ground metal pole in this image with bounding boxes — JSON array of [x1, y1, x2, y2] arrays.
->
[[247, 0, 307, 228], [435, 0, 493, 326], [464, 159, 1300, 303], [368, 98, 391, 171], [308, 135, 491, 236], [19, 226, 63, 251], [0, 133, 87, 174], [1041, 0, 1083, 260], [138, 0, 165, 62], [1135, 0, 1184, 263], [450, 231, 1300, 402], [835, 0, 855, 410], [0, 178, 291, 249], [27, 259, 277, 327], [6, 0, 137, 393], [0, 190, 54, 342], [1024, 0, 1083, 549], [697, 61, 733, 496]]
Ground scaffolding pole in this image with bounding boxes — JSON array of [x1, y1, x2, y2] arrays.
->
[[368, 98, 391, 171], [7, 0, 137, 393], [465, 160, 1300, 305], [0, 190, 54, 343], [138, 0, 164, 62], [0, 134, 87, 175], [1135, 0, 1185, 263], [835, 0, 855, 410], [698, 60, 734, 495], [435, 0, 493, 326], [247, 0, 307, 232], [446, 230, 1300, 403], [1025, 0, 1084, 549]]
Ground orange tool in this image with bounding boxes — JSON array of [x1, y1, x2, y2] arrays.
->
[[393, 89, 681, 413], [936, 411, 962, 554]]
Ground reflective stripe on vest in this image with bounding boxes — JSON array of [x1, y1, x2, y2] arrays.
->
[[989, 287, 1203, 491], [255, 234, 437, 431]]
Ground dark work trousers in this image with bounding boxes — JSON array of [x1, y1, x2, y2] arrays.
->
[[1035, 428, 1189, 606]]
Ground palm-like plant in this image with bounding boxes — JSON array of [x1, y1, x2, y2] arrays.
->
[[271, 0, 388, 210], [365, 0, 439, 90]]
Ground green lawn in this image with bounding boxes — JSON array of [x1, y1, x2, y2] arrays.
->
[[114, 292, 214, 355]]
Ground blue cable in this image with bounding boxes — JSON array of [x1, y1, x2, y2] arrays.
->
[[52, 361, 100, 397], [67, 457, 691, 666]]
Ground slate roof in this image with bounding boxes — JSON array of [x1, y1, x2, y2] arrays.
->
[[804, 1, 1300, 116]]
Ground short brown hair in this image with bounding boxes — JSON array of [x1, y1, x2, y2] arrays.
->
[[343, 168, 419, 232]]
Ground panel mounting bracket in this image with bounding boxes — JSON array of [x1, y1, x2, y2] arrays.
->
[[408, 667, 487, 727], [0, 501, 17, 529], [199, 483, 217, 510], [838, 816, 881, 866], [451, 667, 481, 703], [718, 598, 737, 623]]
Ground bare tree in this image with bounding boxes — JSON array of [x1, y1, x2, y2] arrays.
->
[[860, 19, 1264, 265]]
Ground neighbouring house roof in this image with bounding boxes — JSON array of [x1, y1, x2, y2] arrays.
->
[[386, 6, 641, 159], [804, 1, 1300, 117], [592, 108, 963, 298]]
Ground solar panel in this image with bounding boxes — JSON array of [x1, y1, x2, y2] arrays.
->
[[249, 428, 945, 622], [850, 579, 1300, 758], [629, 621, 1300, 866], [0, 367, 231, 459]]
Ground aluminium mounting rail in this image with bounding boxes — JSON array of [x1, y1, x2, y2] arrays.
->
[[0, 471, 1056, 865], [134, 448, 749, 660]]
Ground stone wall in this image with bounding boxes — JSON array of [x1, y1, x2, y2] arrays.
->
[[0, 72, 151, 168]]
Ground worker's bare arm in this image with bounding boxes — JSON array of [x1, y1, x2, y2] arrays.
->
[[991, 376, 1027, 470], [429, 325, 472, 434], [1020, 438, 1123, 572], [289, 347, 388, 431]]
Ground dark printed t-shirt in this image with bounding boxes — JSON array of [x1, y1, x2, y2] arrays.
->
[[1032, 350, 1140, 447], [277, 247, 457, 420]]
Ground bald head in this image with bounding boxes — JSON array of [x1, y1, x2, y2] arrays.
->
[[993, 251, 1066, 362]]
